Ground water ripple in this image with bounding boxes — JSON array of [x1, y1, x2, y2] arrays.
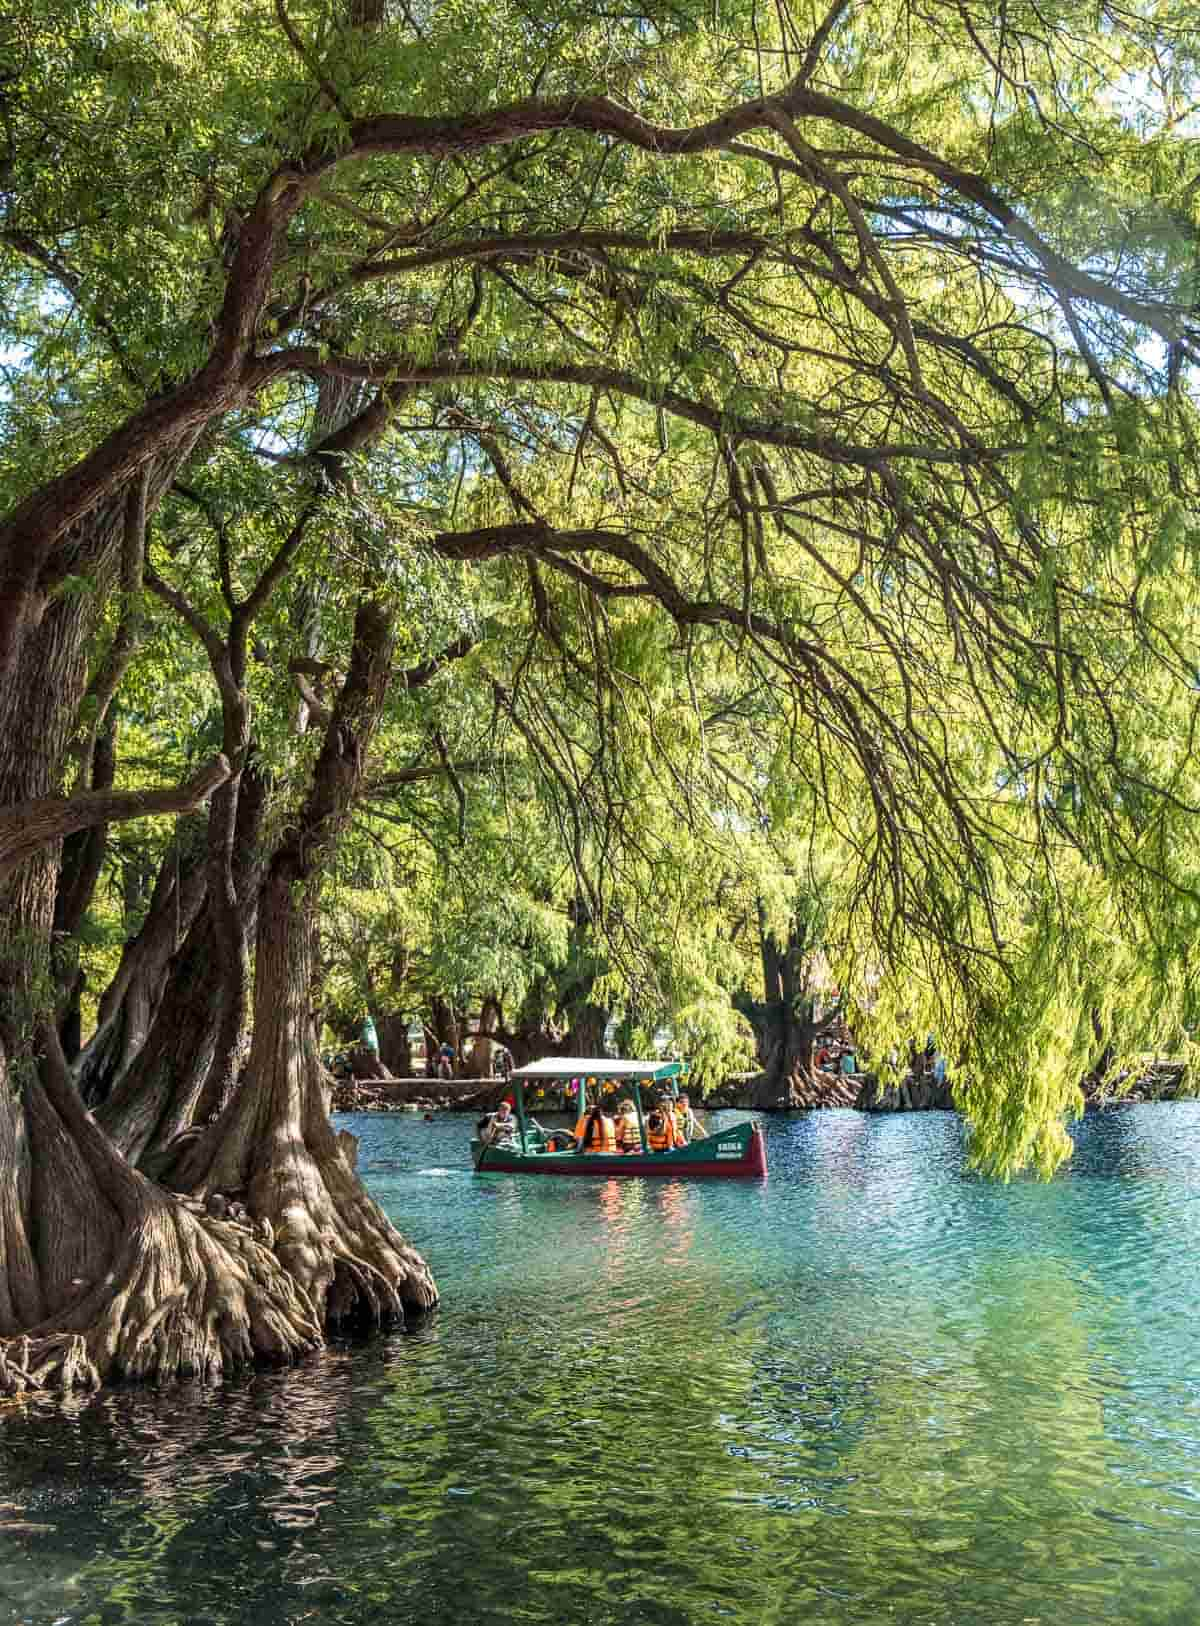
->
[[2, 1107, 1200, 1624]]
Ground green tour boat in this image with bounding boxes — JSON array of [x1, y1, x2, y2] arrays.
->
[[471, 1058, 767, 1178]]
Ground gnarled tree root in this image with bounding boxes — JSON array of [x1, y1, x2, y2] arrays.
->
[[0, 1333, 98, 1396], [250, 1120, 438, 1331], [0, 1195, 324, 1392]]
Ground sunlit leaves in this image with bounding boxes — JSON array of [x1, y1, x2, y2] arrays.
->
[[4, 0, 1200, 1173]]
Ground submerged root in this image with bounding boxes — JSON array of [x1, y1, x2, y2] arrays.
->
[[258, 1178, 439, 1331], [0, 1333, 99, 1396], [250, 1120, 438, 1332], [1, 1194, 324, 1391]]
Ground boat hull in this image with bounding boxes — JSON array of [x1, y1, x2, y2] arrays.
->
[[473, 1121, 767, 1178]]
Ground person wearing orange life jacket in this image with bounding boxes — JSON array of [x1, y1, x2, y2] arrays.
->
[[615, 1099, 642, 1154], [579, 1101, 617, 1154], [645, 1103, 677, 1152]]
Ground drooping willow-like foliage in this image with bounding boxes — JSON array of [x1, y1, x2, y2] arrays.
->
[[2, 0, 1199, 1181]]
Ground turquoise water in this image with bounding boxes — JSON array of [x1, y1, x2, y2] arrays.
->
[[3, 1106, 1200, 1625]]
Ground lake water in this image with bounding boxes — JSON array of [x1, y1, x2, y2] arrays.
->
[[3, 1106, 1200, 1626]]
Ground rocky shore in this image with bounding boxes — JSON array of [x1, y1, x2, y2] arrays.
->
[[330, 1062, 1189, 1117], [701, 1069, 955, 1113], [329, 1076, 502, 1113], [703, 1061, 1189, 1114], [328, 1069, 955, 1115]]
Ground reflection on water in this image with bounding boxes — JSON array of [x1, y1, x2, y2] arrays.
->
[[4, 1106, 1200, 1625]]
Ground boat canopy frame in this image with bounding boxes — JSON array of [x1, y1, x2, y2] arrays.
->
[[505, 1058, 687, 1155], [509, 1058, 685, 1083]]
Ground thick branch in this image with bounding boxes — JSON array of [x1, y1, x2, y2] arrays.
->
[[0, 758, 231, 883], [271, 354, 1002, 465], [400, 633, 475, 689], [326, 88, 1188, 340], [364, 759, 494, 796], [289, 665, 332, 727], [75, 467, 150, 776], [0, 169, 305, 670]]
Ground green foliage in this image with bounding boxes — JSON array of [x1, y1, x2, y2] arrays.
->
[[4, 0, 1200, 1169]]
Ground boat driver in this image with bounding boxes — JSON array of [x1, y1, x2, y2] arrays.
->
[[479, 1099, 520, 1148]]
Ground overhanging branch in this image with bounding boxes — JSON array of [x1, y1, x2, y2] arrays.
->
[[0, 757, 231, 884]]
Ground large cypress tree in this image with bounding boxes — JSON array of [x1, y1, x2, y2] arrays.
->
[[1, 0, 1198, 1388]]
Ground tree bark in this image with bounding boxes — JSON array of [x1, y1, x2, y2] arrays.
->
[[427, 995, 461, 1075], [169, 599, 437, 1328], [462, 996, 502, 1078], [743, 999, 818, 1110], [54, 726, 118, 949], [0, 756, 230, 884], [374, 945, 413, 1075], [54, 726, 118, 1061], [0, 1024, 322, 1396], [375, 1014, 412, 1077], [741, 906, 819, 1110], [97, 757, 268, 1166], [0, 439, 332, 1392], [73, 831, 209, 1107], [0, 609, 319, 1393], [97, 911, 223, 1164], [190, 752, 268, 1127]]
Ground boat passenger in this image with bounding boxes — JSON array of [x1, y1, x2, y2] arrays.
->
[[645, 1105, 677, 1152], [580, 1102, 617, 1154], [479, 1099, 520, 1148], [615, 1099, 642, 1154], [673, 1092, 706, 1143]]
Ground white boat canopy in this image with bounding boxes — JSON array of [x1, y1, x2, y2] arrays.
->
[[509, 1057, 685, 1082]]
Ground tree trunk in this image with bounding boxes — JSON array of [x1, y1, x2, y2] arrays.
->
[[96, 911, 222, 1163], [53, 725, 118, 1057], [0, 1024, 322, 1396], [373, 945, 413, 1075], [0, 593, 109, 1080], [190, 752, 267, 1126], [498, 986, 556, 1069], [169, 599, 437, 1329], [740, 907, 818, 1110], [745, 1001, 817, 1109], [463, 996, 502, 1078], [73, 825, 209, 1106], [428, 995, 461, 1075], [561, 1001, 609, 1057], [98, 758, 267, 1168], [375, 1014, 412, 1077], [0, 496, 324, 1392]]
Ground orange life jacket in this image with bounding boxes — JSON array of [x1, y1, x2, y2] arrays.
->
[[647, 1114, 675, 1152], [580, 1112, 616, 1154], [616, 1115, 642, 1153]]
